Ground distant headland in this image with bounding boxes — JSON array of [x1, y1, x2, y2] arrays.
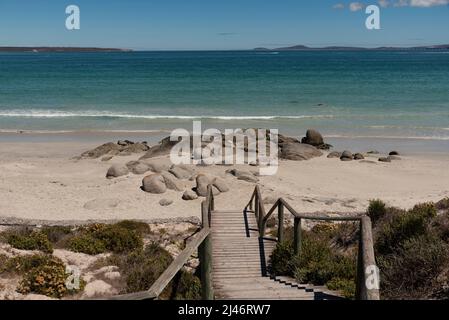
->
[[254, 44, 449, 51], [0, 47, 132, 53]]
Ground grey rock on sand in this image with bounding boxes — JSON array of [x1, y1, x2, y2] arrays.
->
[[142, 174, 167, 194], [378, 157, 391, 163], [106, 165, 129, 179], [279, 143, 323, 161], [301, 129, 332, 150], [182, 190, 199, 201], [327, 151, 342, 159], [169, 165, 194, 180], [340, 151, 353, 162], [212, 177, 229, 193], [226, 169, 259, 183], [101, 155, 113, 162], [161, 171, 184, 191], [82, 142, 121, 159], [353, 153, 365, 160], [159, 199, 174, 207], [140, 136, 179, 159], [389, 151, 400, 156], [82, 280, 117, 298], [141, 159, 171, 173], [126, 161, 150, 175], [195, 174, 212, 197]]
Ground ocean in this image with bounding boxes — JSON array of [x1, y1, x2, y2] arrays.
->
[[1, 50, 449, 143]]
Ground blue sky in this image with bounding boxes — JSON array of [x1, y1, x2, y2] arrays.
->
[[0, 0, 448, 50]]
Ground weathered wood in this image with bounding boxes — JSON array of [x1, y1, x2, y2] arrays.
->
[[199, 233, 214, 300], [278, 202, 284, 243], [293, 217, 302, 255], [110, 227, 210, 300], [357, 216, 380, 300]]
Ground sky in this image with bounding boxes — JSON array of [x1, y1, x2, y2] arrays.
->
[[0, 0, 448, 50]]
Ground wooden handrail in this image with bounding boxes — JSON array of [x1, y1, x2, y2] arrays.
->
[[109, 185, 215, 300], [244, 186, 380, 301]]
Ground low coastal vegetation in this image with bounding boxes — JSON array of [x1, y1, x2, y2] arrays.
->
[[269, 197, 449, 300], [0, 220, 201, 300]]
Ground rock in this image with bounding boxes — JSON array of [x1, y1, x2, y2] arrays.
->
[[169, 165, 194, 180], [182, 190, 198, 200], [212, 177, 229, 193], [101, 155, 113, 162], [159, 199, 173, 206], [388, 155, 401, 161], [117, 140, 130, 146], [301, 129, 324, 146], [237, 174, 259, 183], [367, 150, 380, 154], [280, 143, 323, 161], [141, 159, 171, 173], [81, 142, 121, 159], [195, 174, 211, 197], [106, 165, 129, 179], [126, 161, 150, 175], [142, 174, 167, 194], [327, 151, 342, 159], [389, 151, 400, 156], [84, 198, 120, 210], [378, 157, 391, 163], [132, 163, 150, 175], [82, 280, 117, 298], [160, 171, 183, 191], [123, 142, 149, 153], [301, 129, 332, 150], [340, 150, 353, 161], [140, 136, 180, 159], [353, 153, 365, 160], [104, 271, 121, 281]]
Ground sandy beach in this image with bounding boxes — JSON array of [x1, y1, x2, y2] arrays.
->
[[1, 134, 448, 223]]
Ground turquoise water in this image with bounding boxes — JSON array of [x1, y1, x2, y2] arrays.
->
[[0, 51, 448, 140]]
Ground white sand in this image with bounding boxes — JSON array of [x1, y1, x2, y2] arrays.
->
[[0, 140, 448, 222]]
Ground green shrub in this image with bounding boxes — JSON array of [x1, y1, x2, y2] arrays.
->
[[326, 277, 356, 299], [114, 220, 151, 235], [16, 254, 84, 298], [68, 233, 107, 255], [431, 213, 449, 242], [270, 241, 294, 276], [378, 234, 449, 299], [67, 223, 143, 255], [171, 270, 202, 300], [375, 203, 436, 255], [117, 243, 173, 295], [5, 228, 53, 253], [367, 199, 387, 225], [41, 226, 72, 244], [436, 198, 449, 212]]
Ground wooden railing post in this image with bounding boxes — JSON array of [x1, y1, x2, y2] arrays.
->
[[255, 191, 259, 224], [293, 217, 302, 255], [200, 201, 214, 300], [278, 201, 284, 243], [258, 201, 265, 237], [356, 216, 380, 300], [199, 235, 213, 300]]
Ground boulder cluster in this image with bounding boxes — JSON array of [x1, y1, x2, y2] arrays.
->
[[327, 150, 401, 163], [81, 140, 149, 160]]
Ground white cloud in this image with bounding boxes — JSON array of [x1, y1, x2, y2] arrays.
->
[[349, 2, 365, 11], [333, 3, 345, 9], [410, 0, 449, 6]]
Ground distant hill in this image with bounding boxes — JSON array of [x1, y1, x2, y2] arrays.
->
[[0, 47, 132, 53], [254, 44, 449, 51]]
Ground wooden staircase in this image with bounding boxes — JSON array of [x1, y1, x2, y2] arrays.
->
[[211, 209, 341, 300]]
